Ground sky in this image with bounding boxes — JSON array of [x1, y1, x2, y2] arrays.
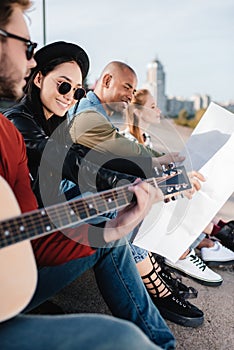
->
[[27, 0, 234, 104]]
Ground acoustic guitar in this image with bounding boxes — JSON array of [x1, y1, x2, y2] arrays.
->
[[0, 165, 190, 322]]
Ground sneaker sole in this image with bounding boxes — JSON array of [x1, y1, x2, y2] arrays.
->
[[204, 259, 234, 267], [164, 264, 223, 287], [157, 306, 204, 328]]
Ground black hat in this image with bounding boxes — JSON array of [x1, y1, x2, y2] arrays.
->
[[33, 41, 89, 79]]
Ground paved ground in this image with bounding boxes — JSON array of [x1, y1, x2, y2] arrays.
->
[[52, 119, 234, 349], [52, 264, 234, 350]]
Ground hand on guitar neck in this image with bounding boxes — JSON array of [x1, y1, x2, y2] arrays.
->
[[104, 179, 164, 242]]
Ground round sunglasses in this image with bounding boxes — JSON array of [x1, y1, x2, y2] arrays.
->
[[57, 81, 86, 100]]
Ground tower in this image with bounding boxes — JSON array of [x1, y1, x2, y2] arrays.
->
[[145, 58, 167, 115]]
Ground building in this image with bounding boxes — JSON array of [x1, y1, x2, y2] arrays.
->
[[191, 94, 211, 110], [167, 96, 194, 117], [144, 58, 167, 115], [143, 58, 213, 117]]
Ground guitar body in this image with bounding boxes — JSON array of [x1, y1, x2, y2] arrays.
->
[[0, 176, 37, 322]]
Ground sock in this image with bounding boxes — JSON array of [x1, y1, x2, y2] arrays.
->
[[218, 220, 226, 228], [211, 223, 222, 236]]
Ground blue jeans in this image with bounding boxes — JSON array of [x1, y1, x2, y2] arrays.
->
[[131, 243, 148, 263], [0, 314, 161, 350], [24, 239, 175, 350], [60, 180, 149, 263]]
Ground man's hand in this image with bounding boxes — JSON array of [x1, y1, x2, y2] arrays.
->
[[156, 152, 185, 166], [103, 180, 163, 242]]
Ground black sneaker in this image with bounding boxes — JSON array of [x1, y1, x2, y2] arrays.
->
[[152, 253, 198, 299], [152, 293, 204, 328], [216, 221, 234, 252], [144, 253, 204, 328]]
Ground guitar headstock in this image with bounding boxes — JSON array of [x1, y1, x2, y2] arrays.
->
[[154, 163, 192, 199]]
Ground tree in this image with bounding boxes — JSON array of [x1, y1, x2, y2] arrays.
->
[[174, 108, 189, 126], [188, 108, 206, 129]]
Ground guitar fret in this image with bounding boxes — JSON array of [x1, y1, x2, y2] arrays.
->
[[84, 197, 99, 217], [103, 191, 118, 210], [151, 178, 158, 189], [60, 203, 78, 226], [79, 199, 90, 219], [89, 196, 99, 213], [69, 200, 86, 220], [120, 188, 132, 206], [28, 212, 40, 239], [46, 206, 67, 231]]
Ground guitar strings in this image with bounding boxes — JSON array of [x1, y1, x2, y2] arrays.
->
[[0, 174, 188, 245], [0, 178, 187, 244]]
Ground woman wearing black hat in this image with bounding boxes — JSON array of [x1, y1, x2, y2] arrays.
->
[[5, 41, 88, 205], [4, 41, 175, 349]]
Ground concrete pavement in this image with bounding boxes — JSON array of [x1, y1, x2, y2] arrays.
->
[[52, 264, 234, 350]]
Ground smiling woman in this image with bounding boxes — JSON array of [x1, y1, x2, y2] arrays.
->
[[4, 41, 89, 206]]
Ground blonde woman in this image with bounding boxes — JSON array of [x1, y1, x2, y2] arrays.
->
[[122, 89, 233, 291]]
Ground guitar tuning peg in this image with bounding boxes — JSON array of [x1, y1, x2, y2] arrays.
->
[[161, 164, 167, 172], [168, 162, 175, 169], [167, 186, 174, 193], [154, 166, 160, 176]]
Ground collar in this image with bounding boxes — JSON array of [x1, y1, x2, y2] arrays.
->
[[78, 91, 116, 128]]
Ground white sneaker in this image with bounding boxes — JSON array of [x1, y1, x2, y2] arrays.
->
[[201, 241, 234, 266], [165, 249, 223, 286]]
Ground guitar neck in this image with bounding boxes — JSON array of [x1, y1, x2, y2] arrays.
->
[[0, 166, 190, 248]]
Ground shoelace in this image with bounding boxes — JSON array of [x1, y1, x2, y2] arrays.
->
[[160, 270, 198, 299], [190, 254, 207, 271], [171, 295, 187, 308], [150, 253, 198, 299]]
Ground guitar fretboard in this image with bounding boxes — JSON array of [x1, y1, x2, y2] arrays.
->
[[0, 167, 190, 248], [0, 178, 159, 248]]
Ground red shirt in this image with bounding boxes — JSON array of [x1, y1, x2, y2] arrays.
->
[[0, 113, 96, 266]]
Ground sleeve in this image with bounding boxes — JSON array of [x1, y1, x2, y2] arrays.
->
[[70, 111, 152, 157], [145, 147, 164, 158], [9, 113, 48, 167], [31, 223, 100, 266], [64, 143, 153, 191], [9, 113, 73, 179], [11, 123, 38, 213]]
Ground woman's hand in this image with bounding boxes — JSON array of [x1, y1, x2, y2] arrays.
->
[[185, 171, 206, 199]]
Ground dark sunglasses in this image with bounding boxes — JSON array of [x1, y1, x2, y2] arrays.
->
[[0, 29, 37, 60], [57, 81, 86, 100]]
